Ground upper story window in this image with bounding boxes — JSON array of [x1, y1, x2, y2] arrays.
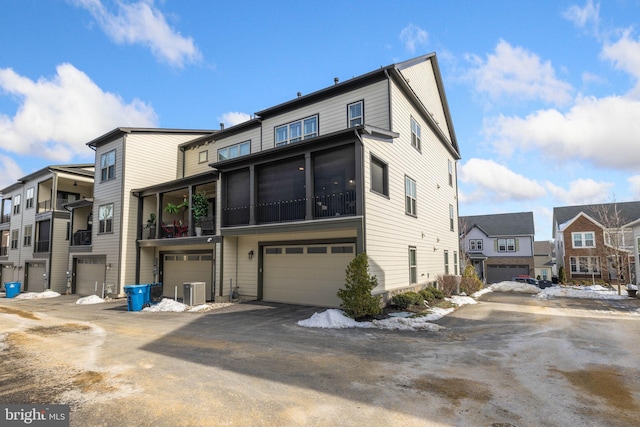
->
[[497, 238, 516, 252], [572, 231, 595, 248], [410, 117, 421, 151], [469, 239, 483, 251], [10, 229, 18, 249], [23, 225, 32, 246], [198, 150, 208, 163], [370, 155, 389, 197], [26, 188, 34, 209], [98, 203, 114, 234], [405, 176, 417, 216], [348, 101, 363, 127], [13, 195, 21, 215], [448, 159, 453, 187], [449, 204, 455, 231], [218, 141, 250, 161], [101, 150, 116, 182], [275, 115, 318, 146]]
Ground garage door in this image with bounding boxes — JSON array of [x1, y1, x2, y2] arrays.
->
[[487, 265, 529, 284], [161, 253, 213, 301], [25, 262, 47, 292], [75, 258, 106, 295], [262, 243, 355, 307]]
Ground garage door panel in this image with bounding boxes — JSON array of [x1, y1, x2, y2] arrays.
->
[[487, 265, 529, 284], [263, 244, 354, 307], [25, 263, 46, 292], [162, 254, 213, 301], [76, 258, 106, 295]]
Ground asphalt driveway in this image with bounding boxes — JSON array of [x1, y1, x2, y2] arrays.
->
[[1, 293, 640, 426]]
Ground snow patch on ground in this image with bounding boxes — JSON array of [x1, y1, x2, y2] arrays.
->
[[538, 285, 628, 300], [76, 295, 105, 305], [15, 290, 61, 300], [142, 298, 236, 313], [489, 281, 540, 294]]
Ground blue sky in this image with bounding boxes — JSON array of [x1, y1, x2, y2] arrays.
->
[[1, 0, 639, 240]]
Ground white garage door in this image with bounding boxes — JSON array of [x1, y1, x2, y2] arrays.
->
[[263, 243, 355, 307], [25, 262, 47, 292], [161, 253, 213, 301], [75, 258, 106, 295]]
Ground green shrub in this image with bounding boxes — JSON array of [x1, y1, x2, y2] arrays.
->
[[429, 287, 445, 300], [390, 293, 415, 309], [558, 266, 566, 284], [337, 253, 382, 319], [419, 288, 436, 302], [460, 277, 483, 295]]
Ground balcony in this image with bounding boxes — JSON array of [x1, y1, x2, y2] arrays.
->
[[0, 246, 7, 256], [72, 230, 92, 246], [1, 214, 10, 224], [223, 191, 356, 227], [38, 198, 72, 213], [35, 240, 50, 253]]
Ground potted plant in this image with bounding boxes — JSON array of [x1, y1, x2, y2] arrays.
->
[[145, 213, 156, 239], [191, 192, 209, 236]]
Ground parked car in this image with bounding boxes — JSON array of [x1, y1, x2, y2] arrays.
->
[[512, 276, 539, 286], [537, 279, 553, 289]]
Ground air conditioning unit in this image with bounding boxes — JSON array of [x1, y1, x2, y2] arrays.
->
[[183, 282, 206, 306]]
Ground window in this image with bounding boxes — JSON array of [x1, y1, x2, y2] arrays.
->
[[199, 150, 208, 163], [275, 115, 318, 146], [23, 225, 32, 246], [405, 176, 417, 216], [26, 188, 34, 209], [449, 204, 455, 231], [454, 251, 458, 275], [307, 246, 327, 254], [370, 155, 388, 196], [469, 239, 483, 251], [348, 101, 363, 127], [410, 117, 421, 150], [497, 238, 516, 252], [572, 232, 595, 248], [101, 150, 116, 181], [98, 204, 113, 233], [10, 229, 18, 249], [570, 256, 599, 273], [448, 159, 453, 187], [13, 195, 21, 215], [409, 247, 417, 284], [218, 141, 250, 161], [444, 250, 450, 275]]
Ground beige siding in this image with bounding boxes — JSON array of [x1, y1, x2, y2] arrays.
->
[[183, 141, 214, 177], [260, 80, 389, 149], [210, 127, 262, 159], [363, 77, 459, 294], [49, 217, 70, 293], [398, 57, 453, 144]]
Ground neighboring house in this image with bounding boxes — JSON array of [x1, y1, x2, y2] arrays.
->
[[69, 128, 213, 297], [534, 240, 555, 281], [626, 217, 640, 286], [131, 52, 461, 307], [459, 212, 535, 283], [0, 164, 94, 293], [552, 202, 640, 285]]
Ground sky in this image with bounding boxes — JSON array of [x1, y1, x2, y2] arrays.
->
[[1, 0, 640, 240]]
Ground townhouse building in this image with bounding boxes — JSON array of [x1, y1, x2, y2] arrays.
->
[[0, 164, 94, 292], [131, 53, 461, 307], [459, 212, 535, 283]]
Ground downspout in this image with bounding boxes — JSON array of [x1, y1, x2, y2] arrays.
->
[[353, 129, 366, 255]]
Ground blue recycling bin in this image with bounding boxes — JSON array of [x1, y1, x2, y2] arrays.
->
[[4, 282, 21, 298], [124, 284, 150, 311]]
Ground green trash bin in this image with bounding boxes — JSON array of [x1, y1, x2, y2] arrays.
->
[[124, 284, 149, 311], [5, 282, 21, 298]]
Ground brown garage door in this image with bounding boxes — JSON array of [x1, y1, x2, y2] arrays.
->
[[75, 257, 106, 295]]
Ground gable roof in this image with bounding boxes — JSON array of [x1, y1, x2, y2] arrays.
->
[[87, 127, 214, 149], [459, 212, 535, 237], [552, 201, 640, 237]]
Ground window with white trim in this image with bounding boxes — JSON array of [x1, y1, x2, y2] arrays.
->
[[444, 250, 450, 275], [26, 187, 34, 209], [218, 141, 250, 161], [497, 238, 516, 252], [101, 150, 116, 182], [23, 225, 32, 246], [10, 229, 18, 249], [410, 117, 421, 151], [275, 115, 318, 146], [454, 251, 458, 275], [449, 204, 455, 231], [348, 101, 363, 127], [12, 195, 20, 215], [570, 256, 599, 273], [98, 203, 113, 234], [405, 176, 417, 216], [409, 246, 417, 284], [448, 159, 453, 186], [572, 232, 595, 248], [198, 150, 208, 163], [469, 239, 483, 251]]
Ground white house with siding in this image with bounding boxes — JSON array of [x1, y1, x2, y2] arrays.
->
[[130, 52, 460, 307]]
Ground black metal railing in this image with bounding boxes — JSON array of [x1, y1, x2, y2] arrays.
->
[[37, 198, 70, 212], [0, 214, 10, 224], [72, 230, 92, 246], [222, 191, 356, 227], [35, 240, 50, 253], [0, 246, 7, 256]]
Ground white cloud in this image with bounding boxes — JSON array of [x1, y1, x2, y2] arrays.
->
[[458, 158, 546, 203], [0, 63, 158, 161], [71, 0, 201, 68], [629, 175, 640, 198], [465, 40, 573, 106], [563, 0, 600, 31], [0, 155, 24, 190], [544, 178, 613, 205], [218, 112, 251, 128], [601, 30, 640, 94], [399, 24, 428, 54], [483, 94, 640, 169]]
